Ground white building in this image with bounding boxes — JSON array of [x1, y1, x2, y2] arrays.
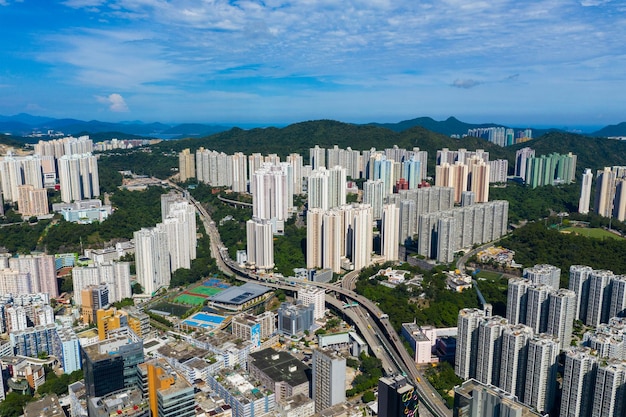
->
[[134, 227, 171, 296], [298, 286, 326, 320], [58, 153, 99, 203], [246, 218, 274, 272], [381, 204, 399, 262], [455, 308, 485, 380], [524, 334, 559, 414], [579, 168, 593, 214], [499, 324, 533, 400]]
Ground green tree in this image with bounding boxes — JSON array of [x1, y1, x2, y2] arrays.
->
[[0, 392, 34, 417]]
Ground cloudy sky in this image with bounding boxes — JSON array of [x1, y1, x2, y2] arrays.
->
[[0, 0, 624, 127]]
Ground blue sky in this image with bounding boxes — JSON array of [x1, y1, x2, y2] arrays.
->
[[0, 0, 625, 127]]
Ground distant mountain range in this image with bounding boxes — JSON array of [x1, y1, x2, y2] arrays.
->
[[0, 113, 624, 140], [0, 113, 232, 139], [367, 116, 557, 137]]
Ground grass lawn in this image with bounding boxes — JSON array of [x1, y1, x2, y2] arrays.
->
[[474, 270, 503, 280], [560, 227, 624, 240], [174, 293, 207, 306], [188, 286, 223, 297]]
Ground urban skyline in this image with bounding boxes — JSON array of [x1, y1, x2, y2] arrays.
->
[[0, 1, 624, 128]]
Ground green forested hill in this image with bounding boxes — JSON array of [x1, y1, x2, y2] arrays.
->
[[98, 119, 626, 179], [510, 132, 626, 173], [152, 120, 509, 174]]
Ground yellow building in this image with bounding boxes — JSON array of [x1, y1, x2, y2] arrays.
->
[[141, 360, 195, 417], [96, 308, 142, 340]]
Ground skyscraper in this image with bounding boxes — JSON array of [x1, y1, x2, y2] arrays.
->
[[309, 145, 326, 171], [312, 349, 346, 412], [328, 165, 347, 209], [526, 284, 552, 334], [499, 324, 533, 400], [381, 204, 399, 262], [58, 153, 99, 203], [506, 278, 532, 326], [246, 218, 275, 272], [251, 163, 290, 231], [470, 160, 490, 203], [178, 148, 195, 182], [17, 184, 49, 217], [579, 168, 594, 214], [455, 308, 485, 379], [308, 168, 330, 211], [515, 147, 535, 181], [587, 269, 614, 326], [523, 264, 561, 290], [595, 166, 617, 218], [363, 179, 385, 220], [134, 227, 171, 296], [306, 208, 324, 270], [609, 275, 626, 319], [475, 315, 507, 386], [591, 360, 626, 417], [524, 334, 559, 414], [569, 264, 593, 321], [547, 289, 577, 350], [561, 349, 598, 417]]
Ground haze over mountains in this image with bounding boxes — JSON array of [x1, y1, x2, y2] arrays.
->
[[1, 113, 625, 140]]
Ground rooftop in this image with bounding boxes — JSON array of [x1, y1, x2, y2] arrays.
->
[[209, 282, 272, 305], [23, 394, 64, 417], [249, 348, 310, 386]]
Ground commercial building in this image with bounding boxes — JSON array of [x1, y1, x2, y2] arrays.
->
[[377, 375, 419, 417], [81, 334, 144, 398], [277, 302, 314, 337], [231, 311, 276, 349], [142, 359, 195, 417]]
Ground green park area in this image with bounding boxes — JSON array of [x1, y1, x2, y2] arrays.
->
[[560, 227, 624, 240]]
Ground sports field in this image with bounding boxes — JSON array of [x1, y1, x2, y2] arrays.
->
[[560, 227, 624, 240], [173, 293, 206, 306], [188, 286, 223, 297], [150, 302, 193, 317], [474, 270, 503, 280]]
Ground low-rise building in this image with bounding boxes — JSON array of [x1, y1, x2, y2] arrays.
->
[[248, 348, 311, 403]]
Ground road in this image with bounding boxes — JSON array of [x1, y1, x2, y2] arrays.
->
[[177, 184, 452, 417]]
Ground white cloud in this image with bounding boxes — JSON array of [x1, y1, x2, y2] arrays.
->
[[580, 0, 612, 6], [97, 93, 129, 112]]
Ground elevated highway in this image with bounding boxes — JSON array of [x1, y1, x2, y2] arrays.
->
[[175, 183, 452, 417]]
